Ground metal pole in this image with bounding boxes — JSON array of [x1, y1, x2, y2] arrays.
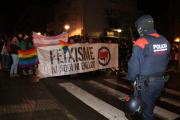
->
[[178, 33, 180, 71], [119, 32, 120, 42], [130, 26, 134, 46]]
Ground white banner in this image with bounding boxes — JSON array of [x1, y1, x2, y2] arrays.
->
[[37, 43, 118, 78]]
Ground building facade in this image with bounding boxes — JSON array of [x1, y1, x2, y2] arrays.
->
[[54, 0, 137, 38], [46, 21, 55, 35], [168, 0, 180, 47]]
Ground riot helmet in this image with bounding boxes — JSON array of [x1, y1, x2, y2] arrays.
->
[[124, 94, 147, 115], [135, 15, 154, 36]]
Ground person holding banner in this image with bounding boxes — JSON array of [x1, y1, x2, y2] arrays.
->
[[68, 37, 77, 77], [20, 34, 35, 75]]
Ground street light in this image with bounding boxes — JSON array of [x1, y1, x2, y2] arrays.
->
[[174, 38, 179, 42], [64, 25, 70, 31], [118, 29, 122, 42], [37, 32, 41, 35], [118, 29, 122, 33]]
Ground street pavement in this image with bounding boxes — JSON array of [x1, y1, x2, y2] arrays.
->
[[0, 67, 180, 120]]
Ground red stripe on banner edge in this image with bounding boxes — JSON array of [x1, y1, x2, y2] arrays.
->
[[18, 47, 36, 54], [18, 49, 36, 55], [19, 61, 39, 68]]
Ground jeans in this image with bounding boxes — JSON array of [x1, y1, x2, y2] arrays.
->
[[174, 60, 178, 70], [23, 67, 30, 74], [31, 66, 35, 73], [135, 80, 165, 120], [10, 54, 19, 74], [1, 54, 9, 68]]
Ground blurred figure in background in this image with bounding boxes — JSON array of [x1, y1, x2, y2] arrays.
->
[[89, 38, 94, 44], [83, 39, 87, 43], [80, 37, 84, 43], [168, 52, 172, 69], [1, 34, 9, 70], [174, 49, 179, 71], [69, 37, 75, 44]]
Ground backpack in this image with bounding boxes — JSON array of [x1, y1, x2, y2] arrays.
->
[[1, 42, 8, 55], [7, 41, 11, 51]]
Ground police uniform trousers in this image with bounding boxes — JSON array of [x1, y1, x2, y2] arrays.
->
[[137, 80, 165, 120]]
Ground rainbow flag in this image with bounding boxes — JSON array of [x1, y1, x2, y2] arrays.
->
[[59, 40, 75, 53], [18, 47, 39, 68]]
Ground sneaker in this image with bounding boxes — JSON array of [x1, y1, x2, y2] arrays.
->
[[14, 73, 20, 77], [23, 71, 27, 75], [29, 71, 33, 75], [32, 73, 36, 76], [5, 68, 9, 71], [10, 74, 15, 77]]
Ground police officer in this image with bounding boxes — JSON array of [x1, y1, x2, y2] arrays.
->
[[126, 15, 170, 119]]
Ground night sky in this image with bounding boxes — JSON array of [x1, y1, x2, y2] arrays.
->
[[0, 0, 59, 36], [0, 0, 166, 36]]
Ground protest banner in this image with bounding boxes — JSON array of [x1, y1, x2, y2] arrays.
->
[[37, 43, 118, 78]]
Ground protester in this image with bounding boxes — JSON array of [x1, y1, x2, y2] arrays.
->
[[168, 52, 172, 69], [171, 45, 178, 65], [7, 36, 12, 68], [21, 34, 35, 75], [89, 38, 94, 44], [83, 39, 87, 43], [68, 37, 75, 44], [1, 38, 9, 70], [77, 35, 81, 43], [174, 49, 179, 71], [10, 34, 21, 77], [80, 37, 84, 43], [74, 36, 79, 43]]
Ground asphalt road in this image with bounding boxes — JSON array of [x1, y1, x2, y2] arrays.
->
[[41, 71, 180, 120]]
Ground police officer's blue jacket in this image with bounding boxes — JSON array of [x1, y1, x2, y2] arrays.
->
[[126, 30, 170, 81]]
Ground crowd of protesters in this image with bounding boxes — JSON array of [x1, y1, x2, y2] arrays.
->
[[1, 31, 178, 78], [0, 31, 133, 78], [0, 32, 35, 77], [67, 35, 132, 77]]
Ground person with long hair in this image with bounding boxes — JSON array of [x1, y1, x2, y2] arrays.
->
[[10, 33, 21, 77], [20, 33, 35, 75]]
